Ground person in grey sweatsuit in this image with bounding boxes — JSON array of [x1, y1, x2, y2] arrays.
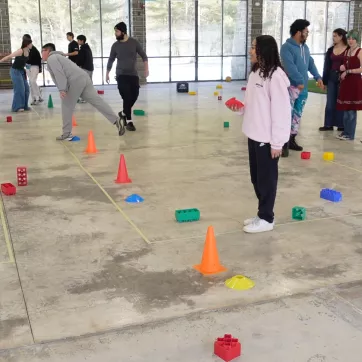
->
[[41, 43, 124, 140]]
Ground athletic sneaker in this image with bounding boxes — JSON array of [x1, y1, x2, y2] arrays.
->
[[340, 135, 352, 141], [56, 133, 74, 141], [243, 218, 274, 233], [244, 216, 259, 226], [126, 122, 136, 131], [336, 132, 344, 140], [115, 117, 125, 136]]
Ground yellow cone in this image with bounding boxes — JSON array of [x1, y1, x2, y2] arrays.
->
[[225, 275, 255, 291]]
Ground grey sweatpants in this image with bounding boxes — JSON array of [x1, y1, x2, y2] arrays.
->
[[61, 75, 117, 135]]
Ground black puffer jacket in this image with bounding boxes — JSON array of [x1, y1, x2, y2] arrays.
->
[[76, 43, 94, 72]]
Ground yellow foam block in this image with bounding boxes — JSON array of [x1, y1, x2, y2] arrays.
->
[[323, 152, 334, 161], [214, 91, 219, 96], [188, 91, 197, 95], [216, 85, 223, 89], [225, 76, 232, 82]]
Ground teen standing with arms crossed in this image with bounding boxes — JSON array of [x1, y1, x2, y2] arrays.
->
[[227, 35, 291, 233]]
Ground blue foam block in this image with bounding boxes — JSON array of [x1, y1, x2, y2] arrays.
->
[[71, 136, 80, 141], [125, 194, 144, 203], [320, 188, 342, 202]]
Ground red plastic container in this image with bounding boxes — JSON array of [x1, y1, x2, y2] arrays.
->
[[17, 167, 28, 186], [301, 151, 311, 159], [6, 116, 12, 123], [97, 90, 104, 95], [1, 183, 16, 195], [214, 334, 241, 362]]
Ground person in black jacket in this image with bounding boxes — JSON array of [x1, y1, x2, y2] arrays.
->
[[76, 35, 94, 80], [319, 29, 348, 131], [23, 34, 43, 105], [76, 35, 94, 103]]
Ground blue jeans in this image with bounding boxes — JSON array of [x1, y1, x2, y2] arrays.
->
[[10, 68, 30, 112], [324, 79, 344, 128], [343, 110, 357, 140]]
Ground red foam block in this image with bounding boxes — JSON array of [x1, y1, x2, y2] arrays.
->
[[214, 334, 241, 362], [1, 183, 16, 195], [97, 90, 104, 95], [301, 151, 311, 159], [6, 116, 12, 123]]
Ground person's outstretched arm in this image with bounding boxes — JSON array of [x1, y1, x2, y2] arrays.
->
[[135, 40, 149, 78], [106, 43, 117, 83], [0, 49, 23, 62]]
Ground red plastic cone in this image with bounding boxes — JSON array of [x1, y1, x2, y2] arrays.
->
[[115, 154, 132, 183]]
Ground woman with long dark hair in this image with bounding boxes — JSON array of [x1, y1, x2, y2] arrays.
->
[[0, 38, 32, 112], [319, 28, 348, 131], [227, 35, 291, 233], [336, 29, 362, 141]]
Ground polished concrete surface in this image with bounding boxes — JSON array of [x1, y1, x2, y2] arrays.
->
[[1, 82, 362, 360]]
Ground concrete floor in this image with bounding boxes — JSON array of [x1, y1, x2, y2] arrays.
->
[[1, 82, 362, 361]]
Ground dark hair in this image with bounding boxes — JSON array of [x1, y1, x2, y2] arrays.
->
[[23, 34, 31, 40], [21, 38, 32, 49], [77, 35, 86, 43], [251, 35, 283, 79], [290, 19, 310, 37], [42, 43, 56, 52], [66, 32, 74, 38], [114, 22, 127, 34], [333, 28, 347, 45]]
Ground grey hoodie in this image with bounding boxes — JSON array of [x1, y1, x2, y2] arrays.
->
[[47, 51, 88, 92]]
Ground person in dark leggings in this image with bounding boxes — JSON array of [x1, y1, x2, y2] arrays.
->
[[319, 28, 348, 132], [106, 22, 149, 132]]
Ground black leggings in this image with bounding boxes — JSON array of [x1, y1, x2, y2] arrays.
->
[[116, 75, 140, 121], [248, 138, 279, 223]]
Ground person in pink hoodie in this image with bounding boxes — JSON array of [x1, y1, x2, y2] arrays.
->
[[228, 35, 291, 233]]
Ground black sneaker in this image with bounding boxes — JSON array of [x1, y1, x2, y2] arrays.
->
[[289, 135, 303, 151], [115, 117, 125, 136], [281, 142, 289, 158], [319, 126, 333, 131], [126, 122, 136, 131]]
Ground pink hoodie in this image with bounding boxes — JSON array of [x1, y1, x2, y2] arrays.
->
[[241, 67, 291, 150]]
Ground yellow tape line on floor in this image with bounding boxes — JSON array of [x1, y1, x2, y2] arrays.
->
[[0, 195, 15, 263], [63, 143, 151, 245]]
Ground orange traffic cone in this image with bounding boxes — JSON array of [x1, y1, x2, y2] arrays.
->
[[84, 130, 97, 153], [193, 226, 227, 275], [72, 115, 78, 127], [115, 154, 132, 183]]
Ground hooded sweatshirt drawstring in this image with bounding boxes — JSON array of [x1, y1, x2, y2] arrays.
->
[[300, 45, 306, 64]]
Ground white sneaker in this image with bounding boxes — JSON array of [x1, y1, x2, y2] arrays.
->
[[244, 216, 259, 226], [243, 218, 274, 233]]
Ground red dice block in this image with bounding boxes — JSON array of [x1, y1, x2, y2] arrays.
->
[[17, 167, 28, 186], [214, 334, 241, 362], [301, 151, 311, 159], [6, 116, 12, 122], [241, 87, 247, 91], [1, 183, 16, 195], [97, 90, 104, 95]]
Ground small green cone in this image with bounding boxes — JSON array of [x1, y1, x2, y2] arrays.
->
[[224, 121, 229, 128], [48, 95, 53, 108]]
